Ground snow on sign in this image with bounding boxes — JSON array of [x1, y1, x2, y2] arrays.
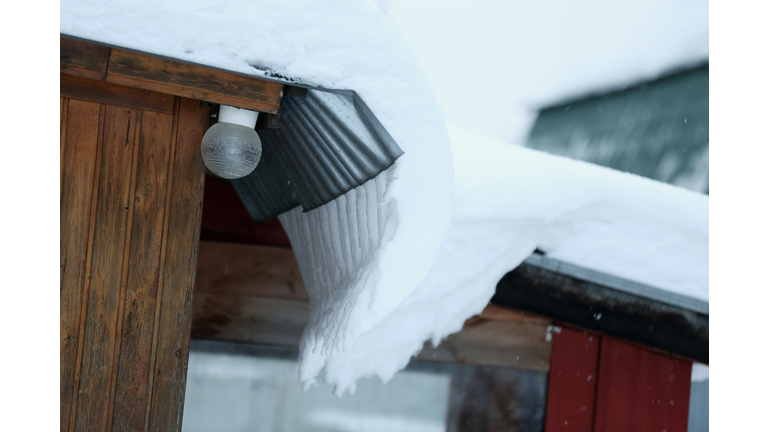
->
[[61, 0, 708, 396]]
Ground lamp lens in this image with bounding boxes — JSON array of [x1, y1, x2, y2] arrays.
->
[[201, 122, 262, 179]]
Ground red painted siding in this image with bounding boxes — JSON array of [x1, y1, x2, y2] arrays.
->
[[593, 338, 692, 432], [545, 328, 693, 432], [544, 327, 600, 432]]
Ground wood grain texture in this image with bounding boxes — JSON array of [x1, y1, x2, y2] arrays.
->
[[196, 241, 307, 300], [191, 242, 552, 371], [60, 97, 69, 197], [479, 304, 551, 324], [112, 109, 174, 432], [105, 108, 143, 432], [418, 318, 552, 372], [543, 327, 601, 432], [593, 337, 692, 432], [74, 105, 138, 431], [61, 37, 110, 80], [107, 48, 282, 114], [192, 292, 310, 347], [61, 74, 175, 114], [60, 99, 101, 431], [147, 98, 208, 432], [61, 74, 209, 431]]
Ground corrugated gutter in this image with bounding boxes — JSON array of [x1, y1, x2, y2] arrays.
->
[[233, 87, 403, 223]]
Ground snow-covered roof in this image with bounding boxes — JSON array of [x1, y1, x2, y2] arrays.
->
[[62, 0, 708, 394], [450, 127, 708, 302], [372, 0, 709, 144]]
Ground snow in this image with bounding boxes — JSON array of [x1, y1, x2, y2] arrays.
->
[[450, 127, 709, 301], [62, 0, 709, 396], [284, 128, 707, 395], [691, 363, 709, 382]]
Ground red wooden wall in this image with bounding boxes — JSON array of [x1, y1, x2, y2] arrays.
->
[[544, 327, 692, 432]]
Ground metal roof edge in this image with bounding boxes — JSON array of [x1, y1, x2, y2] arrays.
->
[[494, 254, 709, 363], [523, 253, 709, 316]]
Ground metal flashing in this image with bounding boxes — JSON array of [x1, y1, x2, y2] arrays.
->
[[494, 253, 709, 363], [523, 253, 709, 315], [233, 87, 404, 223]]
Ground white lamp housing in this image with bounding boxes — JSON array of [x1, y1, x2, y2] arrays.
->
[[201, 105, 263, 179]]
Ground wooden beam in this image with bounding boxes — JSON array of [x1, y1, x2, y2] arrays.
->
[[61, 73, 175, 114], [61, 37, 110, 80], [61, 36, 284, 114], [192, 292, 309, 347], [191, 241, 553, 372], [106, 48, 283, 114], [195, 241, 306, 300], [417, 318, 552, 372]]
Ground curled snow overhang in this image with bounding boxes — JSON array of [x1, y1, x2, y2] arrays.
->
[[233, 87, 404, 223]]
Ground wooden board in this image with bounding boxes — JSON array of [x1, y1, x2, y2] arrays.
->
[[593, 337, 692, 432], [60, 37, 110, 80], [60, 74, 209, 432], [106, 48, 282, 114], [61, 36, 283, 114], [60, 98, 102, 431], [192, 291, 310, 347], [61, 74, 175, 114], [191, 241, 553, 372], [74, 105, 137, 431], [111, 108, 175, 432], [543, 327, 601, 432], [60, 97, 69, 197], [195, 241, 306, 300], [479, 304, 550, 324], [417, 318, 552, 372], [146, 98, 208, 432]]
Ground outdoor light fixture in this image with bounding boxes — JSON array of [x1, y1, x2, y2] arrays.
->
[[201, 105, 262, 179]]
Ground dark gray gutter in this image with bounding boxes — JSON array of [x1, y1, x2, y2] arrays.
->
[[492, 253, 709, 364], [233, 87, 403, 223]]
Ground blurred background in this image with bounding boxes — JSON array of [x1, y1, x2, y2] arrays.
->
[[376, 0, 708, 193]]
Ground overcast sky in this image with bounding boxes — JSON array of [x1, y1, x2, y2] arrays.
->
[[372, 0, 709, 144]]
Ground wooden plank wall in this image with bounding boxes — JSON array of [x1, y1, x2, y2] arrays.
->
[[191, 240, 554, 372], [60, 77, 209, 432], [544, 326, 692, 432]]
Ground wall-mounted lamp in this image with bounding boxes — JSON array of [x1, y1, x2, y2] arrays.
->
[[201, 105, 262, 179]]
